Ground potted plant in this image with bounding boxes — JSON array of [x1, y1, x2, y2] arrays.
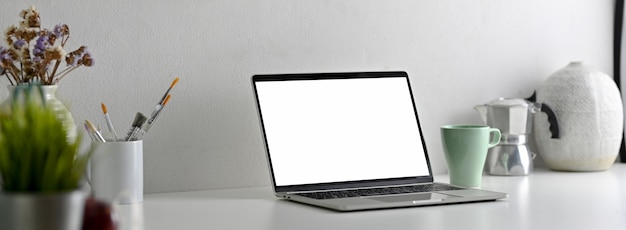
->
[[0, 6, 95, 141], [0, 85, 94, 230]]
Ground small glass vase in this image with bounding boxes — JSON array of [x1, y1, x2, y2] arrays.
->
[[1, 85, 77, 142]]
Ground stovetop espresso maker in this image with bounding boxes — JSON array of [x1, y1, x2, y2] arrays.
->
[[475, 97, 558, 176]]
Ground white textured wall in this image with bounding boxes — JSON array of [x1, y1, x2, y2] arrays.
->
[[0, 1, 614, 193]]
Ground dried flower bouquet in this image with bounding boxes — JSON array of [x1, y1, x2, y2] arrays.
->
[[0, 6, 94, 85]]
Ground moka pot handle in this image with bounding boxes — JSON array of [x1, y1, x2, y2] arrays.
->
[[540, 103, 560, 139]]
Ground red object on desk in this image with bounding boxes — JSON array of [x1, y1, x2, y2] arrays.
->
[[82, 197, 118, 230]]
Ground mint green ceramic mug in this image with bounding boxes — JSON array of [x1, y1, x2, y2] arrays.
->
[[441, 125, 501, 187]]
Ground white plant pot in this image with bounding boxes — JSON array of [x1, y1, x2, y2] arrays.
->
[[0, 190, 86, 230], [534, 62, 624, 171]]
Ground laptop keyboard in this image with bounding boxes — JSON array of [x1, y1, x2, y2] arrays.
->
[[295, 184, 466, 200]]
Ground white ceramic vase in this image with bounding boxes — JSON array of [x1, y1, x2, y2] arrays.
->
[[533, 62, 623, 171], [2, 85, 77, 142]]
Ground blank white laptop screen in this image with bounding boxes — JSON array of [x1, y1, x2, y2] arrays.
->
[[255, 76, 430, 186]]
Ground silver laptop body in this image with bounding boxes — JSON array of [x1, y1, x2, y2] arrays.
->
[[252, 71, 507, 211]]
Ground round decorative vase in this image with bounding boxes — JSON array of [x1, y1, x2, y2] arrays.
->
[[1, 85, 77, 142], [533, 62, 623, 171], [0, 190, 87, 230]]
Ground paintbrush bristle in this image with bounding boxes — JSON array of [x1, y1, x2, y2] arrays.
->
[[85, 120, 98, 132], [163, 94, 172, 106], [132, 112, 147, 127], [101, 102, 108, 113], [170, 77, 180, 88]]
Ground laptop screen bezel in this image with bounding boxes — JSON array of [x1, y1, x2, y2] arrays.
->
[[251, 71, 434, 193]]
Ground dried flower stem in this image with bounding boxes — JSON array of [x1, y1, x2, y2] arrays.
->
[[4, 74, 14, 85], [47, 59, 62, 84], [52, 64, 81, 84]]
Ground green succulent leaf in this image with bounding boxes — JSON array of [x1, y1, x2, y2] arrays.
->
[[0, 85, 92, 192]]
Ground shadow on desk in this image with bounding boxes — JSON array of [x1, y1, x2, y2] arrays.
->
[[145, 187, 274, 200]]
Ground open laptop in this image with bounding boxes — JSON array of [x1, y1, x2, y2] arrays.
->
[[251, 71, 507, 211]]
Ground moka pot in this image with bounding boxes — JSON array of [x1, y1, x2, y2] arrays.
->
[[475, 97, 559, 176]]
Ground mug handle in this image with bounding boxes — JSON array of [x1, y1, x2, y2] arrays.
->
[[488, 128, 501, 148]]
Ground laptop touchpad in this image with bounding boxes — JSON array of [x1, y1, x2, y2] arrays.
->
[[368, 193, 450, 203]]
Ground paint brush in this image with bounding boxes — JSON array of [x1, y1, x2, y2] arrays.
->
[[101, 103, 119, 141], [158, 77, 179, 105], [85, 120, 106, 142], [84, 123, 97, 142], [136, 94, 172, 140], [125, 112, 147, 141], [146, 94, 171, 131]]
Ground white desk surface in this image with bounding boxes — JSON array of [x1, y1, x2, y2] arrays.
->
[[115, 164, 626, 230]]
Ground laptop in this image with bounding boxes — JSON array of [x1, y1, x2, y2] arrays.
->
[[251, 71, 507, 211]]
